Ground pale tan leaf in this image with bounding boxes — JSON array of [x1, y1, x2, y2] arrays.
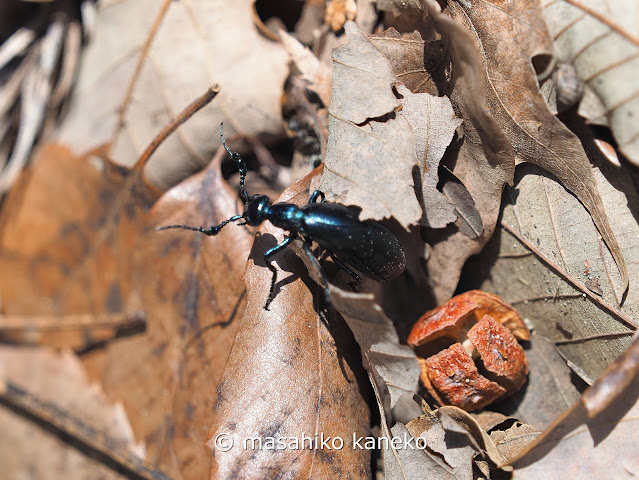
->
[[469, 154, 638, 381], [55, 0, 289, 190], [383, 423, 455, 480], [331, 288, 420, 409], [279, 30, 332, 108], [542, 0, 639, 165], [0, 347, 144, 480], [397, 84, 461, 229]]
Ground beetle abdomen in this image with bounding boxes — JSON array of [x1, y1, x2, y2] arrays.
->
[[300, 203, 405, 281]]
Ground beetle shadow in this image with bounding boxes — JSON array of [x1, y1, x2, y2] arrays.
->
[[249, 232, 303, 305]]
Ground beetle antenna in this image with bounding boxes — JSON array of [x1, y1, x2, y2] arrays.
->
[[157, 214, 244, 236], [220, 123, 249, 202]]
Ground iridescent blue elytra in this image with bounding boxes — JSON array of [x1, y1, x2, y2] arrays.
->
[[158, 124, 406, 310]]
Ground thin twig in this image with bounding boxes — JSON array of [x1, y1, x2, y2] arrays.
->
[[500, 221, 638, 329], [133, 84, 221, 171]]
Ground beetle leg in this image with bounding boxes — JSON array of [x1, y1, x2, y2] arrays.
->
[[301, 241, 332, 307], [327, 252, 362, 286], [263, 236, 294, 310], [308, 190, 325, 204]]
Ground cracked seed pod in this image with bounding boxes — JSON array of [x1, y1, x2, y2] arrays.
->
[[409, 291, 529, 412]]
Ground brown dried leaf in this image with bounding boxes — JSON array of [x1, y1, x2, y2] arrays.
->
[[279, 30, 332, 107], [0, 143, 158, 329], [55, 0, 289, 189], [383, 423, 455, 480], [101, 151, 252, 480], [375, 0, 424, 20], [368, 28, 449, 96], [470, 156, 637, 381], [207, 172, 371, 479], [396, 84, 461, 229], [542, 0, 639, 165], [489, 421, 540, 465], [448, 0, 628, 296], [319, 22, 422, 228], [509, 333, 639, 477], [402, 405, 510, 479], [0, 347, 143, 479]]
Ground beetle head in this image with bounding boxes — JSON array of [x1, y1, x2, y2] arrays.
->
[[243, 194, 271, 226]]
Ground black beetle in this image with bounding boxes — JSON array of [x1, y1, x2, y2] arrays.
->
[[158, 124, 406, 310]]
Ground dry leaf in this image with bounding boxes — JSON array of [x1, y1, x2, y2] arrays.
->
[[396, 84, 461, 229], [401, 405, 513, 479], [279, 30, 332, 107], [542, 0, 639, 166], [448, 0, 628, 296], [368, 28, 449, 96], [509, 333, 639, 477], [406, 413, 477, 480], [319, 22, 422, 228], [383, 423, 455, 480], [469, 156, 637, 381], [331, 288, 420, 409], [55, 0, 289, 189], [208, 171, 371, 479], [101, 151, 252, 479], [0, 347, 144, 479], [0, 143, 158, 329], [488, 421, 540, 465]]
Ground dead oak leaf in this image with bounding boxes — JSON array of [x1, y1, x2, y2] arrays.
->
[[509, 333, 639, 477], [448, 0, 628, 296], [319, 22, 422, 229], [368, 27, 450, 96], [542, 0, 639, 166]]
